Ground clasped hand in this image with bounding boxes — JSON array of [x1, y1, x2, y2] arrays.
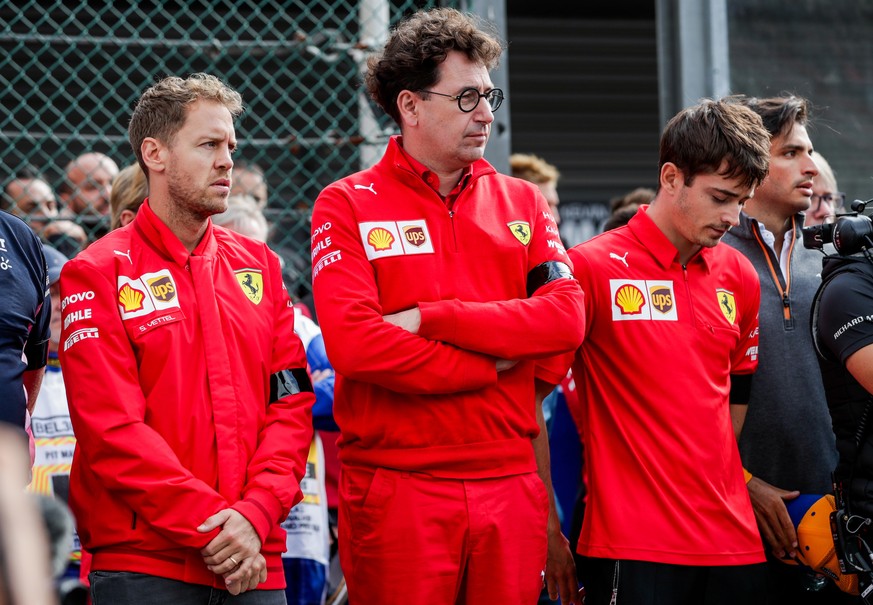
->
[[198, 508, 266, 595]]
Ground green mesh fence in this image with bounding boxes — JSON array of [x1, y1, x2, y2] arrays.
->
[[0, 0, 449, 302]]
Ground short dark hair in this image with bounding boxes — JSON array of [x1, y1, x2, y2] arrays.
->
[[659, 99, 770, 190], [729, 94, 810, 139], [603, 205, 640, 232], [2, 165, 47, 210], [365, 7, 504, 125], [609, 187, 655, 213]]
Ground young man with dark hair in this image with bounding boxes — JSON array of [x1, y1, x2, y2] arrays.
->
[[723, 95, 851, 603], [569, 98, 771, 604]]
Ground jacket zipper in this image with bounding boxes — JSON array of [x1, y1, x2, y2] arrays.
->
[[751, 216, 796, 331], [448, 209, 457, 251], [682, 264, 714, 332], [446, 179, 472, 253]]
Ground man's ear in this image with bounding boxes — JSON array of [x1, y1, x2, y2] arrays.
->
[[141, 137, 167, 175], [659, 162, 683, 194], [119, 209, 137, 227], [396, 90, 419, 127]]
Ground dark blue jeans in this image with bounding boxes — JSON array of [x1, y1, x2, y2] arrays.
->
[[89, 572, 287, 605]]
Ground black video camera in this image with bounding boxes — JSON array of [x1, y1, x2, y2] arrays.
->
[[803, 199, 873, 255]]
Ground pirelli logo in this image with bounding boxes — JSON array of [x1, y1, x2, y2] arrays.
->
[[64, 327, 99, 351]]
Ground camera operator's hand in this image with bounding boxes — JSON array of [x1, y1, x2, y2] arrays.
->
[[747, 477, 800, 558]]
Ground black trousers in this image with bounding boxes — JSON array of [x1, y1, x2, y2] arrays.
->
[[579, 557, 768, 605], [89, 572, 287, 605], [761, 555, 863, 605]]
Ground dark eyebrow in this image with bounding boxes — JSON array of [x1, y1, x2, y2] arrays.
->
[[778, 143, 811, 154], [711, 187, 741, 199], [710, 187, 753, 203]]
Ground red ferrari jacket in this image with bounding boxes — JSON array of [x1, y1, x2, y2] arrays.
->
[[59, 200, 313, 589], [311, 137, 585, 478]]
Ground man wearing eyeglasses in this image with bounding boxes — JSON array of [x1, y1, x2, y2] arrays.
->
[[808, 151, 844, 227], [722, 96, 850, 603], [310, 7, 585, 605]]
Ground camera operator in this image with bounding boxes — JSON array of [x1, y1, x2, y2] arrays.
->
[[809, 205, 873, 602]]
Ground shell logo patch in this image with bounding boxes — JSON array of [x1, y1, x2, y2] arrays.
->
[[118, 283, 145, 313], [117, 269, 181, 320], [235, 269, 263, 305], [507, 221, 531, 246], [358, 220, 434, 260], [402, 225, 427, 248], [610, 279, 678, 322], [367, 227, 395, 251], [615, 284, 645, 315], [716, 288, 736, 324]]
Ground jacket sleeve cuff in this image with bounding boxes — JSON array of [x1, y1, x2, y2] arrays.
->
[[418, 300, 456, 342], [535, 352, 573, 385], [232, 488, 286, 544]]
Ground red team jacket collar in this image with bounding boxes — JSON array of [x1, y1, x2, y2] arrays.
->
[[387, 135, 496, 189], [135, 198, 218, 267], [392, 137, 473, 199], [629, 204, 713, 273]]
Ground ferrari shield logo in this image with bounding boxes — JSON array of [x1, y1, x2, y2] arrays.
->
[[507, 221, 531, 246], [716, 288, 736, 325], [235, 269, 263, 305]]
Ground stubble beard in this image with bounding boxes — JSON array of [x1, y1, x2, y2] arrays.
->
[[675, 187, 725, 249], [166, 166, 227, 222]]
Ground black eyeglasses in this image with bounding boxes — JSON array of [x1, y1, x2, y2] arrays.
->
[[811, 192, 846, 211], [417, 87, 504, 113]]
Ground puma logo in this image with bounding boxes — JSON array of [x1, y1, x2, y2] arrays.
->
[[354, 182, 377, 195], [114, 249, 132, 264], [609, 252, 629, 267]]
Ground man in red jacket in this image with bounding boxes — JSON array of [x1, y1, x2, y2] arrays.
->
[[59, 73, 314, 604], [311, 8, 585, 605]]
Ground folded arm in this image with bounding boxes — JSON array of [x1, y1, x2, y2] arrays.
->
[[311, 191, 500, 394]]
